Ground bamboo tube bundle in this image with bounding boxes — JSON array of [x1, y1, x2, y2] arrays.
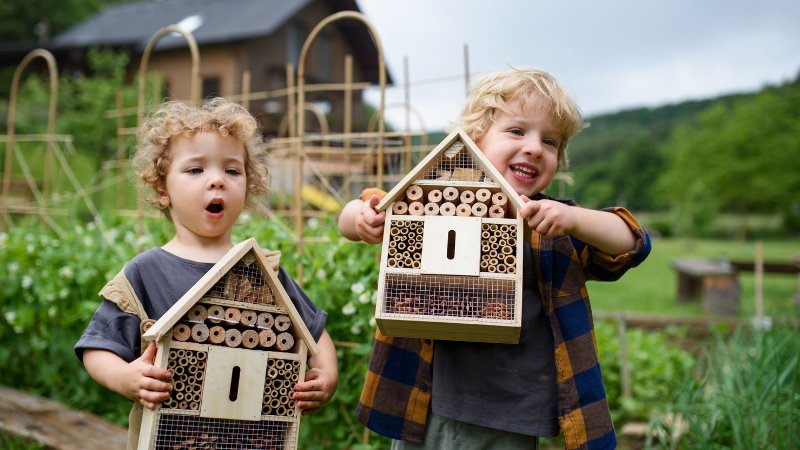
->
[[164, 349, 206, 410], [456, 203, 472, 216]]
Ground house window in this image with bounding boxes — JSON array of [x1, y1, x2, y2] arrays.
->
[[202, 76, 220, 99], [315, 34, 331, 81], [287, 23, 304, 68]]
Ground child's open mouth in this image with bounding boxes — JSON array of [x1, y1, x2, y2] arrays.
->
[[510, 164, 537, 180], [206, 199, 224, 214]]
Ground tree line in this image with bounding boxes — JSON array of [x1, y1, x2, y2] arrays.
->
[[566, 75, 800, 237]]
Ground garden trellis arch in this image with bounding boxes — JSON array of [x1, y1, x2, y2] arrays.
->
[[0, 49, 105, 236]]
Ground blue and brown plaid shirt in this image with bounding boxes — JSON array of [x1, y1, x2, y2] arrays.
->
[[356, 198, 651, 450]]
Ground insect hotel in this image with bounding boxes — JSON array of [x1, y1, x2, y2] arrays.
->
[[138, 238, 319, 450], [375, 127, 525, 344]]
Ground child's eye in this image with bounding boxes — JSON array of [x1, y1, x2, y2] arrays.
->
[[187, 167, 203, 174], [543, 137, 560, 148], [226, 168, 242, 175], [509, 128, 524, 136]]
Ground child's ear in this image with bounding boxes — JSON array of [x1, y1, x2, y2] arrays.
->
[[156, 186, 170, 208]]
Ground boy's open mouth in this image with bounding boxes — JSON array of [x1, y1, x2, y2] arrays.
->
[[510, 164, 537, 179], [206, 200, 224, 214]]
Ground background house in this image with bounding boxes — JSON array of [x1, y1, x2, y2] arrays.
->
[[51, 0, 393, 137]]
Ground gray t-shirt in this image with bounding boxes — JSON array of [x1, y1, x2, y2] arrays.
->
[[75, 247, 327, 362], [431, 244, 558, 437]]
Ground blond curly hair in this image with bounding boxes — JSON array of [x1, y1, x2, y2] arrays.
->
[[132, 98, 269, 213], [459, 67, 585, 169]]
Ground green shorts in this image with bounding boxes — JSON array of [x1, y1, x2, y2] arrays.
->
[[391, 413, 539, 450]]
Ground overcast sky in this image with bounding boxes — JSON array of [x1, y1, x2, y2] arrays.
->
[[356, 0, 800, 132]]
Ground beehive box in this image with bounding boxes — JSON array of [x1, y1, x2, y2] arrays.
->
[[138, 238, 320, 450], [375, 128, 525, 344]]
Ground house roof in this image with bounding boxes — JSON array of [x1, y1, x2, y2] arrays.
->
[[142, 237, 320, 356], [52, 0, 391, 83], [376, 127, 525, 213]]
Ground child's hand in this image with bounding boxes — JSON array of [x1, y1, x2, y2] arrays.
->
[[356, 194, 386, 244], [519, 195, 578, 238], [124, 342, 173, 410], [292, 366, 337, 415]]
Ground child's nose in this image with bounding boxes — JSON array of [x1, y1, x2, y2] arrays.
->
[[522, 137, 543, 155], [207, 171, 225, 190]]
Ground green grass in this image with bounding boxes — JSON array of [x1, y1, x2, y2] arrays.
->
[[588, 238, 799, 318]]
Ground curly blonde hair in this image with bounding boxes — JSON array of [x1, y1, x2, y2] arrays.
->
[[132, 98, 269, 213], [459, 67, 585, 169]]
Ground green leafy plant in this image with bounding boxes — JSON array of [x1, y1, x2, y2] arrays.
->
[[646, 325, 800, 449]]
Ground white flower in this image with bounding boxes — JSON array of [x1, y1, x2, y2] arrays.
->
[[0, 232, 7, 245], [48, 306, 58, 317], [21, 275, 33, 289], [26, 244, 35, 254], [59, 288, 69, 299], [351, 281, 365, 295], [308, 218, 319, 229], [342, 303, 357, 316], [369, 317, 376, 327], [350, 322, 361, 335], [82, 236, 94, 247], [8, 262, 19, 274], [59, 267, 74, 278], [4, 311, 16, 322], [358, 292, 372, 304]]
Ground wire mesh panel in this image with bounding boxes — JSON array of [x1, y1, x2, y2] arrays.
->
[[207, 251, 277, 306], [154, 411, 297, 449], [418, 139, 497, 183], [380, 273, 516, 323]]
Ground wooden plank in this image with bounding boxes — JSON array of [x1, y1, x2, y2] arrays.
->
[[377, 315, 520, 344], [201, 347, 268, 421], [0, 384, 127, 450], [420, 216, 481, 276]]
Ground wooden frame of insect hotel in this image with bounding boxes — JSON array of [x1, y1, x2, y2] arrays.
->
[[374, 128, 525, 344], [138, 238, 320, 450]]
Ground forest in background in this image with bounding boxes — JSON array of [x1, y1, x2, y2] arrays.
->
[[566, 75, 800, 238]]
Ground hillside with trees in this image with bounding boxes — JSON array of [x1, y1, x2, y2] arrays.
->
[[566, 74, 800, 237]]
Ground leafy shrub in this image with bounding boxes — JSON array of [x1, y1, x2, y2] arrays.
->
[[647, 326, 800, 449], [595, 320, 695, 424]]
